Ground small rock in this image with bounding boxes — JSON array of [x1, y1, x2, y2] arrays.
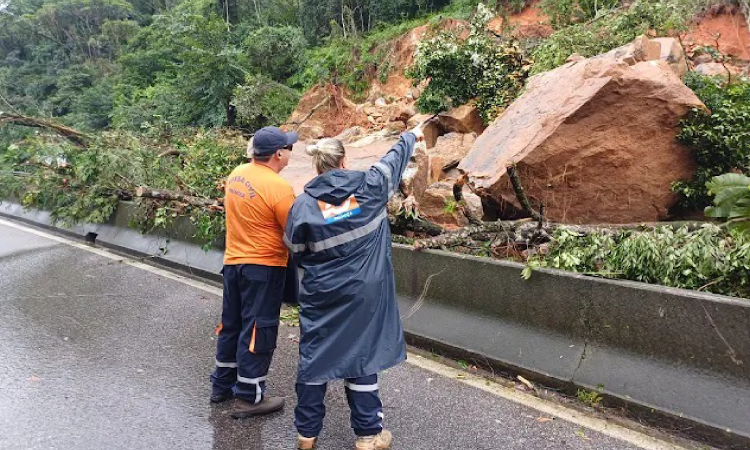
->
[[363, 106, 382, 117], [386, 121, 407, 133], [439, 104, 486, 135], [566, 53, 585, 63], [652, 37, 688, 78], [693, 53, 714, 65], [695, 62, 736, 77], [375, 97, 388, 107]]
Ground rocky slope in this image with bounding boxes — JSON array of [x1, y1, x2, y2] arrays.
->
[[283, 2, 750, 226]]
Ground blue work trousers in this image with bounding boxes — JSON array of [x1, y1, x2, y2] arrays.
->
[[295, 374, 384, 438], [210, 264, 285, 403]]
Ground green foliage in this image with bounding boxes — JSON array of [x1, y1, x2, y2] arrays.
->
[[242, 26, 308, 82], [0, 0, 136, 129], [576, 388, 603, 407], [705, 173, 750, 233], [114, 4, 249, 129], [299, 0, 450, 43], [528, 225, 750, 299], [531, 0, 691, 74], [233, 75, 301, 132], [541, 0, 620, 29], [673, 74, 750, 210], [407, 4, 531, 122], [443, 198, 459, 215], [292, 17, 430, 95], [0, 129, 247, 247]]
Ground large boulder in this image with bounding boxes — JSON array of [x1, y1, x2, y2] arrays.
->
[[458, 38, 706, 224]]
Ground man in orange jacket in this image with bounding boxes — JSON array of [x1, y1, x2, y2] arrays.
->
[[210, 126, 297, 419]]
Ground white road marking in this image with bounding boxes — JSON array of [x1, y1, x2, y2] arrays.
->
[[406, 355, 692, 450], [0, 218, 694, 450]]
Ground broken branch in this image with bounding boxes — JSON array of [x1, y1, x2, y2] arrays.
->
[[0, 112, 90, 147], [135, 186, 224, 211], [507, 162, 543, 222]]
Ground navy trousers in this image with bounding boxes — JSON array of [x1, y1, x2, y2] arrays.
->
[[211, 264, 285, 403], [295, 374, 384, 438]]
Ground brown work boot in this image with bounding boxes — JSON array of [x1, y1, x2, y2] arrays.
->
[[297, 435, 318, 449], [230, 396, 285, 419], [355, 430, 392, 450]]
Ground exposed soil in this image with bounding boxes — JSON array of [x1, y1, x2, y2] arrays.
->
[[487, 1, 553, 38], [683, 4, 750, 60]]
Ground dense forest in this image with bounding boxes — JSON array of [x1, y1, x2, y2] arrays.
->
[[0, 0, 484, 133]]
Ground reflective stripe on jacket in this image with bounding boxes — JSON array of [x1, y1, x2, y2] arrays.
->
[[284, 133, 416, 382]]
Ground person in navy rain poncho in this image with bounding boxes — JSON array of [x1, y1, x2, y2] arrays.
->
[[284, 124, 425, 450]]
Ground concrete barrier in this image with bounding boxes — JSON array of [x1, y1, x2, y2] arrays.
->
[[392, 246, 750, 445], [0, 201, 224, 281], [2, 200, 749, 446]]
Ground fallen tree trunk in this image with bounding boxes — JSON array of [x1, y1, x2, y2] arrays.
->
[[412, 220, 708, 250], [0, 113, 89, 147], [135, 186, 224, 211], [388, 214, 444, 237], [413, 220, 525, 250]]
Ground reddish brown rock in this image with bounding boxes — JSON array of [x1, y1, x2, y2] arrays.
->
[[429, 132, 476, 179], [598, 35, 661, 66], [694, 62, 741, 77], [419, 183, 467, 227], [459, 39, 706, 224], [438, 104, 486, 135], [418, 182, 485, 227], [652, 37, 688, 77]]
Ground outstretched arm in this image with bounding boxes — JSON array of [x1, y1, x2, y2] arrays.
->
[[370, 124, 425, 199]]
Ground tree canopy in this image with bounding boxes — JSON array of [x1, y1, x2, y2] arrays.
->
[[0, 0, 466, 132]]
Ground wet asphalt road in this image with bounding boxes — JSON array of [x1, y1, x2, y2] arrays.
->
[[0, 222, 659, 450]]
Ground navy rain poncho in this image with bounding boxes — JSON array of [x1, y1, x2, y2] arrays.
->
[[284, 132, 416, 383]]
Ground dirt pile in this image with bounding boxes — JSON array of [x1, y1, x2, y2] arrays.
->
[[458, 36, 706, 224], [283, 85, 369, 141]]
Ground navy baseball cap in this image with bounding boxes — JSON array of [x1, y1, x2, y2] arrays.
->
[[251, 127, 299, 156]]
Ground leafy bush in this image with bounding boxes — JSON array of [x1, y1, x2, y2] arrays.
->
[[531, 0, 691, 74], [705, 173, 750, 233], [528, 225, 750, 299], [673, 74, 750, 209], [407, 4, 531, 122], [233, 75, 301, 132]]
